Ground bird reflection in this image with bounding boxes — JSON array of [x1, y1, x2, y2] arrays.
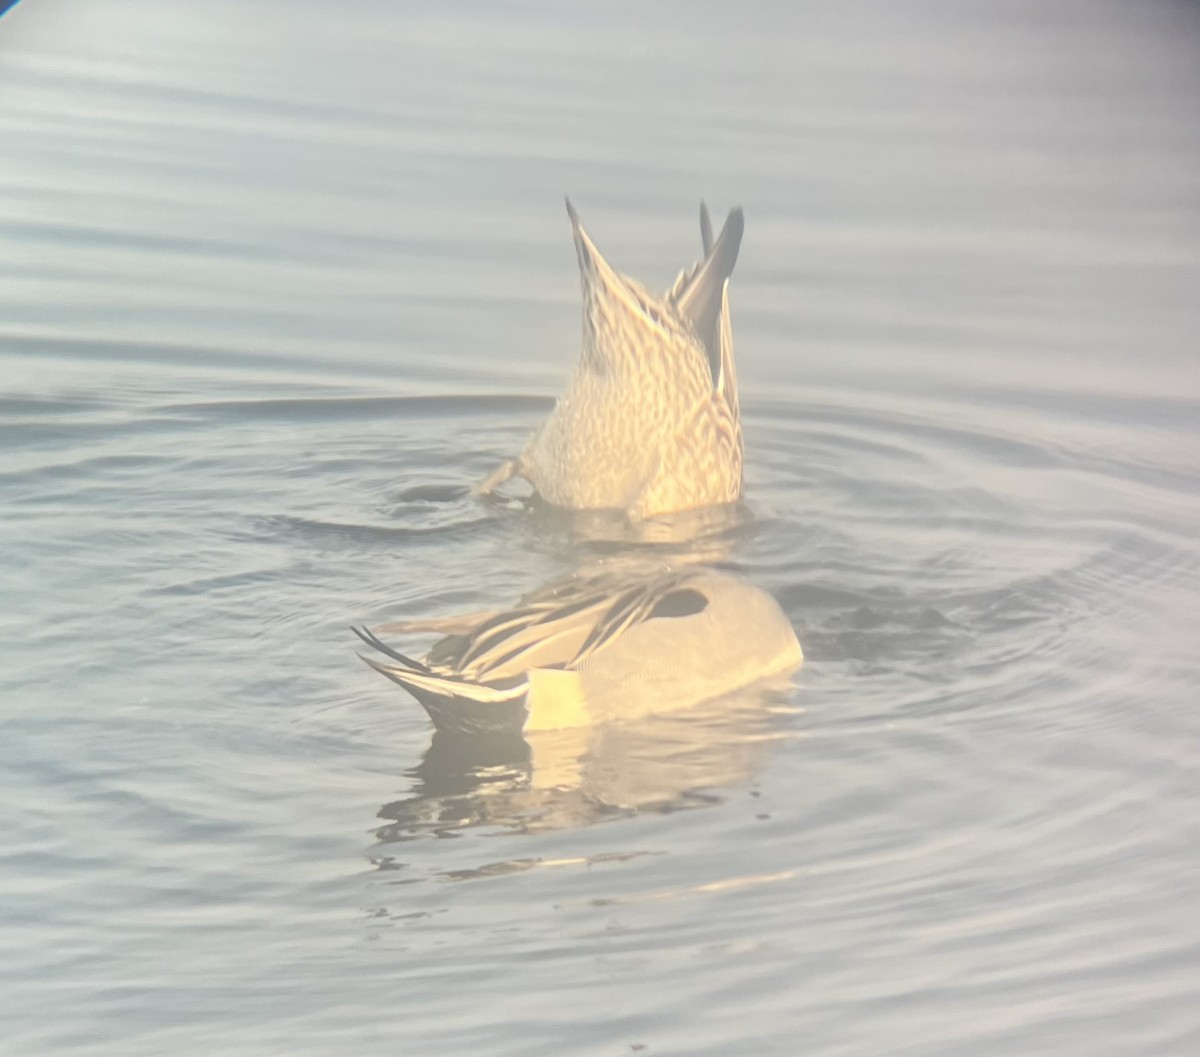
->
[[374, 677, 797, 846]]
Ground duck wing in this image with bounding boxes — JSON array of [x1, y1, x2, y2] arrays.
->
[[454, 569, 689, 678], [357, 568, 696, 687]]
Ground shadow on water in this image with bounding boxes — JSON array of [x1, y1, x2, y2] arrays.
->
[[371, 680, 797, 859]]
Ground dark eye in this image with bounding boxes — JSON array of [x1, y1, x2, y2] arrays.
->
[[648, 589, 709, 620]]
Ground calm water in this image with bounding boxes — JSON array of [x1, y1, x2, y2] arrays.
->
[[3, 1, 1199, 1054]]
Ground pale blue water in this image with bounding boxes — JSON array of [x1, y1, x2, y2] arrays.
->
[[2, 1, 1199, 1054]]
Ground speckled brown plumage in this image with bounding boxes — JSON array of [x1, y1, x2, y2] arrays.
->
[[477, 201, 745, 520]]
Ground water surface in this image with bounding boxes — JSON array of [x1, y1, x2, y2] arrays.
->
[[2, 1, 1199, 1054]]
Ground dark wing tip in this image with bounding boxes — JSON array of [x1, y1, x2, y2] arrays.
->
[[350, 624, 431, 672]]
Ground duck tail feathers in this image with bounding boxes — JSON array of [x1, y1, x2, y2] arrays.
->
[[565, 196, 625, 294], [673, 205, 743, 385], [354, 626, 529, 708], [700, 201, 714, 256], [351, 625, 430, 669]]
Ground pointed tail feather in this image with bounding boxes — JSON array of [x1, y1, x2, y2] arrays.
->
[[700, 201, 714, 256], [350, 625, 431, 670], [717, 278, 739, 420], [353, 625, 529, 706], [357, 652, 527, 705], [673, 206, 744, 386], [565, 196, 613, 289]]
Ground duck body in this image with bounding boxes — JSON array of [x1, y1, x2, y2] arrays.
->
[[355, 564, 802, 736], [477, 201, 745, 520]]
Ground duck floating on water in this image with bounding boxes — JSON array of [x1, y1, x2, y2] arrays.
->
[[476, 200, 745, 520], [354, 562, 802, 736]]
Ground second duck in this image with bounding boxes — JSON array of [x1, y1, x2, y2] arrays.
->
[[476, 201, 745, 520]]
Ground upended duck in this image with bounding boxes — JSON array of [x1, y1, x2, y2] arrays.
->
[[475, 201, 745, 520], [354, 564, 802, 736]]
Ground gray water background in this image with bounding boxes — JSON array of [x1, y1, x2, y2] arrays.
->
[[2, 1, 1199, 1054]]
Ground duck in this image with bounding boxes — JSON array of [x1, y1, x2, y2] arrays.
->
[[354, 562, 802, 736], [475, 200, 745, 521]]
